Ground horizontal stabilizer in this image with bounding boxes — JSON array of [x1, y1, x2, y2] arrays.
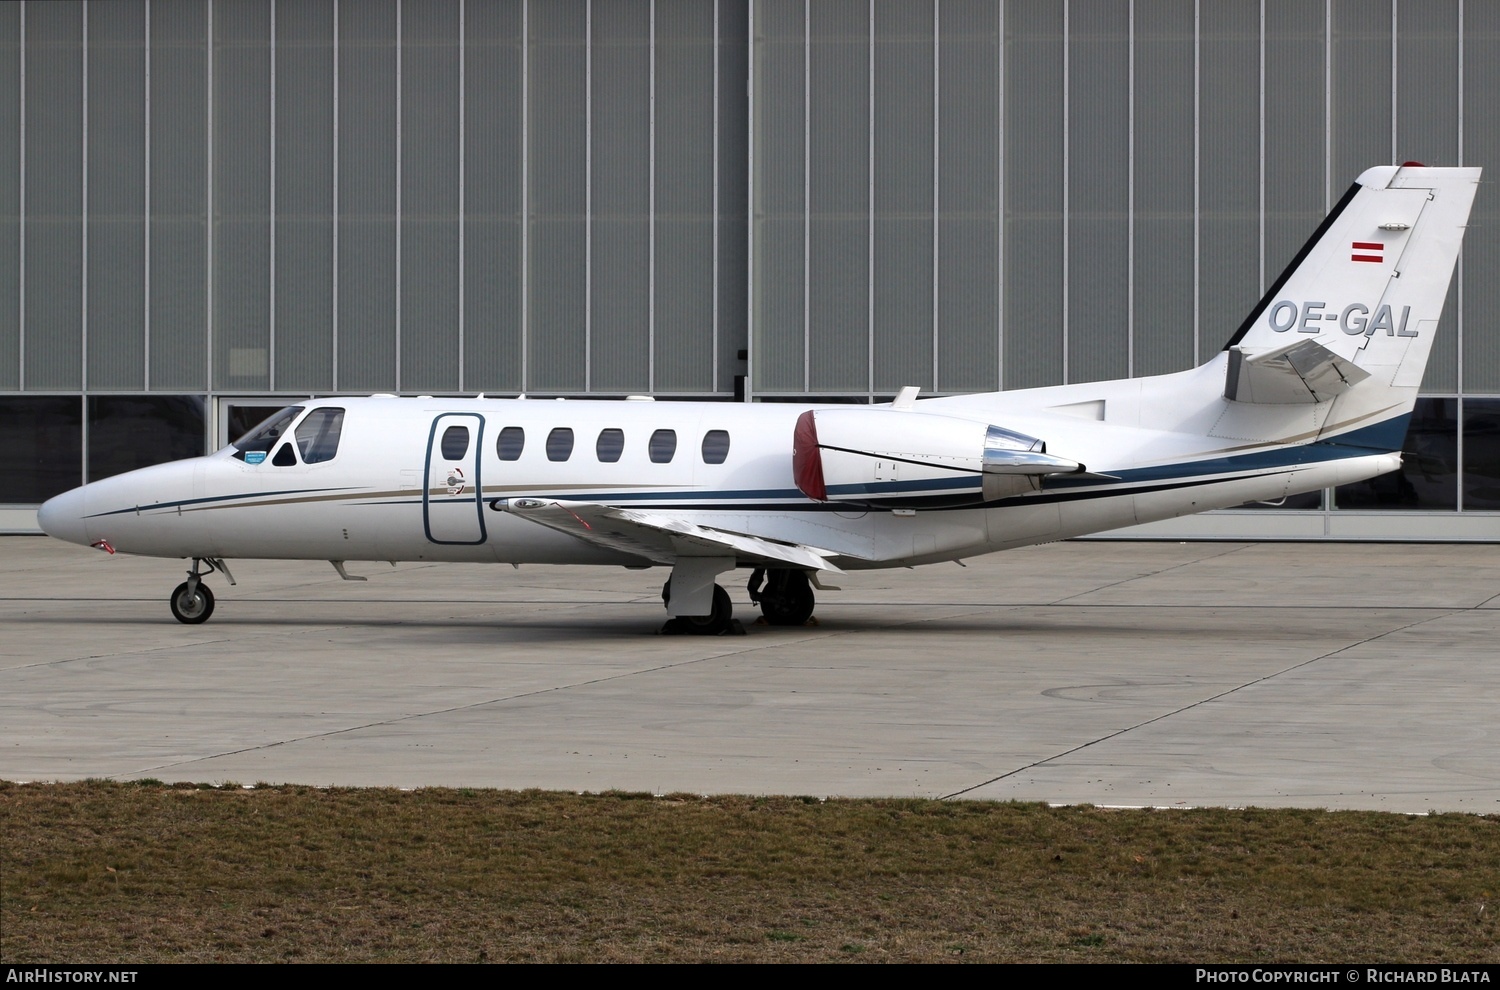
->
[[1225, 338, 1370, 404], [500, 498, 847, 571]]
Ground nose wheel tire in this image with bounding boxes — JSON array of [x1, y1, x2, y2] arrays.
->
[[170, 581, 216, 624]]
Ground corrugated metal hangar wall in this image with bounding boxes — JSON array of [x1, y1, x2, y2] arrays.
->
[[1, 0, 1498, 538]]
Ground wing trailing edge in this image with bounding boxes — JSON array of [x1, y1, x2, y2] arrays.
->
[[499, 498, 848, 571]]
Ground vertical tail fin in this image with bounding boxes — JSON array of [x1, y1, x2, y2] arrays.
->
[[1223, 164, 1479, 415]]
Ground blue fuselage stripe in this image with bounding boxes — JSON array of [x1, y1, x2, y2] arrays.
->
[[87, 416, 1408, 518]]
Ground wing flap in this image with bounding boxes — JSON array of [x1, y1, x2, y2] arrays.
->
[[500, 498, 846, 572]]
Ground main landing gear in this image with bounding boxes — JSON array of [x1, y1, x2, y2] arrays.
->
[[169, 557, 236, 625], [747, 568, 816, 626], [659, 566, 819, 635], [661, 581, 735, 636]]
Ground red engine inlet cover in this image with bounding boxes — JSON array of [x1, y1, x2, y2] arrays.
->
[[792, 410, 827, 502]]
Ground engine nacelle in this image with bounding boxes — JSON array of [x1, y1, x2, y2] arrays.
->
[[792, 408, 1085, 506]]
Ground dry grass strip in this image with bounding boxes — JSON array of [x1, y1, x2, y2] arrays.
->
[[2, 781, 1496, 963]]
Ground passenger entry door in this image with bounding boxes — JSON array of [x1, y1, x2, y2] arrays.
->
[[423, 413, 487, 545]]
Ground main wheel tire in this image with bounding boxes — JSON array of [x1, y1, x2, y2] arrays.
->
[[675, 584, 733, 636], [760, 569, 814, 626], [169, 581, 216, 624]]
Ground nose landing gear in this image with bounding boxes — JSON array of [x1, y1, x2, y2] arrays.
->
[[169, 580, 215, 624], [168, 557, 236, 625]]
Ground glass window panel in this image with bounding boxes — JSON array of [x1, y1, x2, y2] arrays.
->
[[232, 404, 303, 460], [596, 427, 625, 463], [440, 424, 470, 460], [1334, 398, 1457, 510], [546, 426, 575, 462], [0, 397, 81, 502], [295, 408, 345, 464], [225, 405, 290, 450], [649, 428, 677, 463], [87, 395, 206, 483], [1462, 399, 1500, 510], [497, 425, 526, 460], [701, 429, 730, 464]]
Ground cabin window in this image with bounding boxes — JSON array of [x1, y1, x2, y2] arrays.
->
[[295, 407, 345, 464], [701, 429, 730, 465], [649, 429, 677, 464], [440, 425, 470, 460], [231, 405, 305, 461], [496, 426, 525, 461], [272, 443, 298, 467], [596, 428, 624, 463], [546, 427, 575, 462]]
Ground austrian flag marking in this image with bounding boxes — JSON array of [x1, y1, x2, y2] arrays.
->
[[1352, 240, 1384, 263]]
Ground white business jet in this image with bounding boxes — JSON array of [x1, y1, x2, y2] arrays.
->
[[38, 164, 1479, 634]]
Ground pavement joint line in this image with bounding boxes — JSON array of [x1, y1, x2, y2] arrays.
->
[[110, 625, 843, 780], [1046, 542, 1253, 606], [937, 605, 1470, 801], [109, 603, 994, 780], [0, 638, 245, 672]]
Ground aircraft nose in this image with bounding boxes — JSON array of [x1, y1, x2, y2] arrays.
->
[[37, 486, 90, 547]]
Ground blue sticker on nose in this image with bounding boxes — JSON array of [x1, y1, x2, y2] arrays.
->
[[246, 451, 267, 464]]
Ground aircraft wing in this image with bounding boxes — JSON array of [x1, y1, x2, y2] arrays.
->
[[499, 498, 846, 572]]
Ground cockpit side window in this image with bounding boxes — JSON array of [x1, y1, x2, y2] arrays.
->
[[232, 406, 305, 463], [295, 407, 346, 464]]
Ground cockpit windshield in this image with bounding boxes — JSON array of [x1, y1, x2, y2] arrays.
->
[[231, 406, 304, 461], [295, 407, 345, 464]]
